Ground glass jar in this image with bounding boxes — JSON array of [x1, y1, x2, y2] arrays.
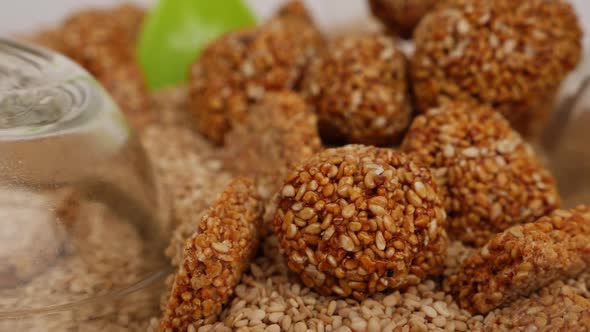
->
[[0, 38, 169, 331]]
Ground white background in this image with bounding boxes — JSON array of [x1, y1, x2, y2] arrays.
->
[[2, 0, 590, 46]]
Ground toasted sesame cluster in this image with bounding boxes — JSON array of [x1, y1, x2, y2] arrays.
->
[[486, 282, 590, 331], [159, 178, 263, 331], [57, 5, 153, 129], [402, 102, 560, 246], [188, 1, 324, 144], [445, 206, 590, 315], [224, 91, 323, 200], [301, 34, 412, 146], [411, 0, 582, 135], [273, 145, 448, 300], [368, 0, 438, 38]]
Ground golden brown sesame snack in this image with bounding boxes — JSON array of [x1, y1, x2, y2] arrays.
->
[[225, 91, 323, 198], [301, 34, 412, 146], [484, 282, 590, 332], [188, 1, 324, 145], [411, 0, 582, 135], [58, 5, 153, 130], [224, 91, 323, 237], [402, 102, 560, 246], [368, 0, 438, 38], [159, 178, 263, 331], [273, 145, 448, 300], [445, 206, 590, 315]]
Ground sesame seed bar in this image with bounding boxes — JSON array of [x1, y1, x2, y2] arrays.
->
[[159, 178, 264, 331], [446, 206, 590, 314]]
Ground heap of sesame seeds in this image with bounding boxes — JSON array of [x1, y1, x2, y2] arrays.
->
[[445, 206, 590, 315], [188, 1, 324, 144], [302, 34, 412, 146], [402, 102, 560, 247], [368, 0, 438, 39], [485, 280, 590, 331], [273, 145, 448, 300], [411, 0, 582, 135], [159, 178, 264, 331], [179, 236, 590, 332], [0, 189, 68, 288], [189, 237, 484, 332]]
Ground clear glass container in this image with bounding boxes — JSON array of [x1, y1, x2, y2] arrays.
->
[[0, 39, 169, 331]]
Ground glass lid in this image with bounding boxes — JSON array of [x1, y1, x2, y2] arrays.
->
[[0, 39, 168, 315]]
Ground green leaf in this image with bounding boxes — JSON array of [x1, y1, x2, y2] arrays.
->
[[137, 0, 256, 90]]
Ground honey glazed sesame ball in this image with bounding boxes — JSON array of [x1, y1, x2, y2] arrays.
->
[[273, 145, 448, 300], [368, 0, 439, 39], [411, 0, 582, 136], [401, 102, 560, 247], [301, 34, 412, 146], [188, 1, 324, 145]]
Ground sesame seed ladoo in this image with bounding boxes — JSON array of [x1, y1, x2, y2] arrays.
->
[[411, 0, 582, 135], [188, 1, 324, 145], [273, 145, 448, 300], [402, 102, 560, 246], [57, 5, 153, 130], [224, 91, 323, 200], [302, 34, 412, 146], [446, 206, 590, 315], [159, 178, 263, 331], [224, 91, 323, 237], [368, 0, 438, 38]]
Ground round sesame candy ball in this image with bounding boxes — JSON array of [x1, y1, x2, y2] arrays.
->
[[301, 34, 412, 146], [368, 0, 438, 39], [411, 0, 582, 135], [401, 102, 560, 247], [188, 1, 324, 144], [273, 145, 448, 300]]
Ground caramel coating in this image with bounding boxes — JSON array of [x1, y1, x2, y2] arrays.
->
[[58, 4, 153, 130], [446, 206, 590, 315], [273, 145, 448, 300], [369, 0, 438, 38], [302, 34, 412, 146], [402, 102, 560, 246], [159, 178, 263, 331], [411, 0, 582, 135], [188, 1, 324, 144]]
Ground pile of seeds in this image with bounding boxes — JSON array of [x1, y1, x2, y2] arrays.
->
[[0, 199, 156, 332], [181, 234, 590, 332]]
